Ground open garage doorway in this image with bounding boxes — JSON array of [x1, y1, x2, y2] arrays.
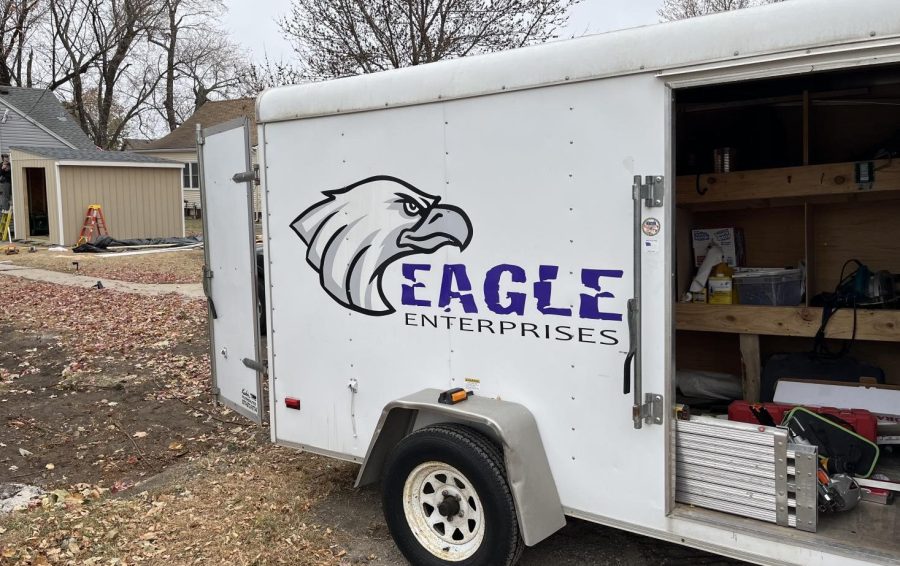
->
[[25, 167, 49, 237]]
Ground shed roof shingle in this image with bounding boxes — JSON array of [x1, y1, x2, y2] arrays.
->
[[0, 86, 95, 149], [12, 145, 179, 164], [137, 98, 256, 151]]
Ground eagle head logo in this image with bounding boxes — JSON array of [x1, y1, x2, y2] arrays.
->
[[290, 176, 473, 316]]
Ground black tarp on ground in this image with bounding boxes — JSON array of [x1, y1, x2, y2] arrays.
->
[[73, 235, 203, 253]]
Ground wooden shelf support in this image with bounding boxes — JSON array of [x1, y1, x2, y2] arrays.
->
[[739, 334, 761, 403]]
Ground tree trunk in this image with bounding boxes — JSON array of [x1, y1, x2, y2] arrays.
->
[[164, 4, 178, 131]]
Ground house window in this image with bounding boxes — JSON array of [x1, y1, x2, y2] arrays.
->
[[182, 162, 199, 189]]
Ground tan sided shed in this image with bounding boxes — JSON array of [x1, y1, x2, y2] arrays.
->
[[9, 146, 184, 245]]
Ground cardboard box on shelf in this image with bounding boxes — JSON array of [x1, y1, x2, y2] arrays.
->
[[692, 227, 745, 268]]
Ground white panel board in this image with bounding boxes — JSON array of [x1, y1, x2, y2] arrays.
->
[[775, 380, 900, 418], [199, 119, 262, 422], [264, 73, 669, 527]]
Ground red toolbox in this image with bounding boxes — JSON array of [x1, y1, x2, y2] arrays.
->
[[728, 401, 878, 443], [728, 401, 793, 428]]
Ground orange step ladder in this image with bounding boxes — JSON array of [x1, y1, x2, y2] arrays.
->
[[76, 204, 109, 246]]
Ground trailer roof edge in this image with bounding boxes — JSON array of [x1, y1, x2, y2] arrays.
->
[[256, 0, 900, 124]]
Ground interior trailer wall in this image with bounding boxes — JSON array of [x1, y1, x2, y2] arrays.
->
[[59, 165, 183, 245], [676, 197, 900, 387], [9, 150, 61, 244], [674, 66, 900, 174], [673, 66, 900, 394]]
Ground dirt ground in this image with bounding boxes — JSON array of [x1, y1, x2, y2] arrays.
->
[[0, 263, 744, 566]]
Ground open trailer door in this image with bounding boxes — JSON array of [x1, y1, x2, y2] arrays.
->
[[198, 117, 263, 423]]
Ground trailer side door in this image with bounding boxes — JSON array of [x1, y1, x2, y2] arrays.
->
[[262, 73, 672, 530], [198, 118, 263, 423]]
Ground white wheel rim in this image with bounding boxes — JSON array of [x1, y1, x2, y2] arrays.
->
[[402, 461, 486, 561]]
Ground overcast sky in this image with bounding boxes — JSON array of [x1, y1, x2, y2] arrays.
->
[[222, 0, 663, 63]]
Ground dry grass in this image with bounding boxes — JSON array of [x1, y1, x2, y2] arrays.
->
[[184, 217, 203, 237], [0, 276, 367, 565], [183, 216, 264, 239], [3, 247, 204, 284], [0, 447, 360, 566]]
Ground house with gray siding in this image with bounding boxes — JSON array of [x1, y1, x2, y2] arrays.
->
[[0, 86, 95, 230], [0, 87, 182, 245], [0, 86, 95, 153]]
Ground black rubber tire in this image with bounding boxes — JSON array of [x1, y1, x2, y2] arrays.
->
[[382, 424, 525, 566]]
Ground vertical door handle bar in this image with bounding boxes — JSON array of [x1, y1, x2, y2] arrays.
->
[[630, 175, 644, 429]]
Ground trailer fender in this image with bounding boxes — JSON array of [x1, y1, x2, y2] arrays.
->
[[355, 388, 565, 546]]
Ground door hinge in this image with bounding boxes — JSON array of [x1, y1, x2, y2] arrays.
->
[[633, 175, 665, 208], [632, 393, 664, 426], [232, 164, 260, 186]]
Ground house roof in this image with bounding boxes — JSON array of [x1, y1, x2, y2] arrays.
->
[[138, 98, 256, 151], [122, 138, 155, 150], [11, 145, 182, 166], [0, 86, 95, 149]]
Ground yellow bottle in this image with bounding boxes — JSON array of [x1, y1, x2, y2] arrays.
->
[[708, 262, 735, 305]]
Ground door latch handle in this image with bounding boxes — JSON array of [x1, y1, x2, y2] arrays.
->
[[623, 350, 635, 395], [202, 265, 217, 319], [623, 297, 638, 395]]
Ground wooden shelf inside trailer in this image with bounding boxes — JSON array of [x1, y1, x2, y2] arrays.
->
[[675, 304, 900, 402], [676, 160, 900, 209], [675, 304, 900, 342]]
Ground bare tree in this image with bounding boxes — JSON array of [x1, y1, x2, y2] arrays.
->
[[279, 0, 579, 80], [658, 0, 783, 21], [0, 0, 45, 86], [53, 0, 165, 148], [242, 56, 304, 94], [149, 0, 241, 132], [177, 31, 245, 111]]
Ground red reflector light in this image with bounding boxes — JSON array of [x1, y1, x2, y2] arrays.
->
[[285, 397, 301, 410]]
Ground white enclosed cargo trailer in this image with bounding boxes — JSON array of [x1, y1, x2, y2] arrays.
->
[[198, 1, 900, 564]]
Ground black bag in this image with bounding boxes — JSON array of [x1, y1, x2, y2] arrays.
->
[[761, 279, 885, 401], [760, 352, 885, 402], [784, 407, 879, 478]]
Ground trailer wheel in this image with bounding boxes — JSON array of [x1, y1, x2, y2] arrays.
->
[[382, 424, 524, 566]]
